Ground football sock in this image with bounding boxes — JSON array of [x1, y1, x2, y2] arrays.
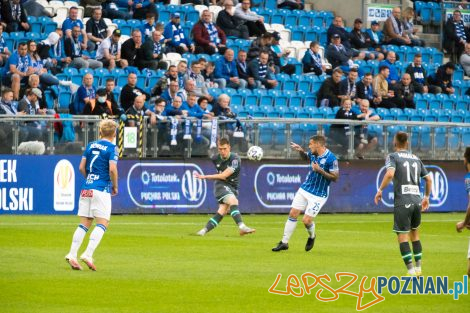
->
[[305, 222, 315, 238], [399, 242, 414, 274], [69, 224, 88, 258], [229, 205, 243, 226], [205, 213, 224, 232], [83, 224, 107, 258], [281, 217, 298, 244], [412, 240, 422, 269]]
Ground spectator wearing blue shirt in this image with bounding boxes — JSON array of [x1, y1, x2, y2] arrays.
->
[[164, 13, 195, 54], [140, 12, 157, 39], [62, 7, 92, 52], [129, 0, 158, 20], [164, 96, 188, 119], [64, 26, 103, 69], [302, 41, 325, 75], [161, 80, 181, 108], [379, 51, 399, 86], [214, 49, 247, 89], [2, 42, 33, 100], [366, 21, 384, 48], [182, 93, 208, 119], [0, 24, 11, 67], [73, 73, 96, 114]]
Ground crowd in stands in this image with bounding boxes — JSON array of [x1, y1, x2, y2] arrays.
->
[[1, 0, 470, 156]]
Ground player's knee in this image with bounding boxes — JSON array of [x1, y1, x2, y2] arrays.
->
[[289, 208, 301, 218], [302, 215, 313, 225]]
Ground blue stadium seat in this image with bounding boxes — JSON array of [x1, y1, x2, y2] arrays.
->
[[420, 5, 432, 25], [259, 123, 274, 146], [282, 79, 297, 91], [259, 95, 274, 107], [44, 90, 55, 110], [245, 94, 259, 107], [58, 91, 72, 110], [274, 96, 289, 107]]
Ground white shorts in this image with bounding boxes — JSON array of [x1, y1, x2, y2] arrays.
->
[[291, 188, 328, 217], [78, 189, 112, 220]]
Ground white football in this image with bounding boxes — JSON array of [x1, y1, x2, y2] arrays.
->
[[247, 146, 264, 161]]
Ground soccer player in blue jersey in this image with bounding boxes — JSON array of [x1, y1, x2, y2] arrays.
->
[[272, 135, 339, 252], [65, 119, 118, 271], [456, 147, 470, 276]]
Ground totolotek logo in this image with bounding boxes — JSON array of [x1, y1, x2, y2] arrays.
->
[[181, 170, 204, 202]]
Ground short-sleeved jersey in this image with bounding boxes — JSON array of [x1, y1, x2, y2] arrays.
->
[[81, 139, 118, 193], [300, 149, 339, 198], [465, 172, 470, 195], [62, 18, 84, 33], [212, 152, 241, 191], [385, 150, 429, 206]]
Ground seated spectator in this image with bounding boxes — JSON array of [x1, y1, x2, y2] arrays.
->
[[405, 53, 430, 93], [302, 41, 326, 75], [247, 32, 273, 61], [394, 73, 416, 109], [355, 72, 379, 107], [1, 0, 29, 32], [234, 0, 267, 37], [96, 29, 128, 70], [130, 0, 158, 21], [138, 30, 168, 70], [164, 13, 195, 54], [1, 42, 33, 100], [121, 30, 143, 67], [270, 32, 295, 75], [355, 99, 380, 158], [277, 0, 304, 11], [25, 74, 48, 111], [193, 10, 227, 55], [73, 73, 96, 114], [37, 31, 66, 74], [203, 61, 221, 88], [339, 68, 359, 102], [164, 96, 188, 119], [64, 26, 103, 69], [0, 88, 19, 115], [153, 97, 167, 119], [62, 6, 91, 52], [444, 10, 468, 63], [86, 8, 110, 51], [427, 62, 455, 95], [177, 79, 195, 102], [216, 0, 249, 40], [177, 60, 188, 88], [83, 88, 120, 116], [350, 18, 384, 61], [327, 15, 352, 49], [152, 65, 180, 96], [182, 93, 212, 119], [18, 88, 46, 116], [212, 93, 236, 118], [126, 95, 157, 127], [215, 49, 247, 89], [140, 12, 157, 39], [366, 21, 384, 48], [317, 67, 343, 107], [402, 7, 425, 47], [379, 51, 399, 87], [383, 6, 412, 46], [27, 40, 60, 87], [461, 43, 470, 77], [330, 99, 358, 154], [184, 61, 214, 102], [373, 65, 397, 108], [198, 96, 214, 117], [0, 24, 11, 67], [161, 80, 181, 107], [247, 51, 278, 89], [104, 78, 120, 112], [120, 73, 150, 112], [326, 34, 364, 72], [236, 50, 251, 82]]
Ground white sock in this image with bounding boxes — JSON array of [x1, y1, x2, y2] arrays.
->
[[238, 223, 246, 229], [281, 217, 298, 244], [305, 222, 315, 238], [69, 224, 88, 259], [83, 224, 106, 258]]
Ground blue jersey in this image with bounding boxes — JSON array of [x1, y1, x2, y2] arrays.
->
[[465, 173, 470, 195], [300, 149, 339, 198], [82, 139, 118, 193]]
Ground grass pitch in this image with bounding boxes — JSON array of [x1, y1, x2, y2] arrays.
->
[[0, 213, 469, 313]]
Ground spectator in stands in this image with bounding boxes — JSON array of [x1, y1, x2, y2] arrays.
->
[[339, 68, 359, 102], [2, 42, 33, 100], [177, 60, 188, 88], [120, 73, 150, 112], [177, 80, 195, 102], [350, 18, 384, 61], [394, 73, 416, 109], [203, 61, 221, 88], [234, 0, 267, 37], [198, 96, 213, 116], [193, 10, 227, 55], [64, 26, 103, 69], [366, 21, 384, 49], [247, 32, 273, 61], [140, 12, 157, 39], [270, 31, 295, 75], [379, 51, 399, 87], [330, 99, 358, 154], [102, 0, 132, 20], [129, 0, 158, 21], [164, 96, 188, 119], [18, 88, 44, 115], [125, 95, 157, 127], [444, 10, 468, 63], [383, 6, 412, 46], [164, 13, 195, 54], [327, 16, 352, 49], [215, 49, 247, 89], [161, 80, 181, 107], [182, 93, 212, 119], [121, 29, 143, 67], [248, 50, 278, 89], [26, 74, 47, 111], [355, 72, 379, 108], [83, 88, 120, 116], [72, 73, 96, 114], [302, 41, 326, 75], [138, 30, 168, 70], [86, 8, 110, 51], [37, 31, 65, 74], [277, 0, 304, 11], [402, 7, 425, 47], [216, 0, 249, 40], [185, 61, 214, 102], [212, 93, 236, 118], [355, 99, 380, 159], [104, 78, 119, 111], [0, 88, 19, 115], [373, 65, 397, 108], [62, 7, 91, 52], [1, 0, 30, 32], [22, 0, 55, 18], [427, 62, 455, 95], [460, 43, 470, 76], [236, 50, 251, 83], [153, 65, 179, 96], [96, 29, 127, 70], [0, 24, 11, 67], [405, 53, 429, 94], [317, 67, 343, 107], [27, 40, 60, 87], [326, 34, 364, 72]]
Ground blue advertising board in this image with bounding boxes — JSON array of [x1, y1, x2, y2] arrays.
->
[[0, 156, 466, 215]]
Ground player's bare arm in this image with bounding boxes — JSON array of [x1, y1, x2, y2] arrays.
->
[[79, 157, 87, 177], [195, 167, 234, 181], [109, 162, 118, 196], [457, 194, 470, 232], [312, 162, 338, 182], [290, 142, 308, 160], [421, 174, 432, 212], [375, 168, 395, 205]]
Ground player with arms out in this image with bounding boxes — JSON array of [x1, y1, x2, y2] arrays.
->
[[456, 147, 470, 276], [375, 132, 432, 276], [65, 119, 119, 271], [272, 135, 339, 252], [195, 137, 255, 236]]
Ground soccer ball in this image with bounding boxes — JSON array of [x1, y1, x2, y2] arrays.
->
[[247, 146, 263, 161]]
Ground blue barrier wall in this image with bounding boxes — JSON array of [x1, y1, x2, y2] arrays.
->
[[0, 155, 464, 215]]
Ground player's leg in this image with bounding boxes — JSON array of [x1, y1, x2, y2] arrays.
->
[[467, 239, 470, 276], [303, 194, 327, 251], [225, 196, 255, 236], [395, 205, 415, 275], [197, 203, 229, 236], [410, 204, 423, 276]]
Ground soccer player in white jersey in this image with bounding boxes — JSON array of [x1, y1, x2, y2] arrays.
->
[[456, 147, 470, 276], [65, 119, 119, 271], [272, 135, 339, 252]]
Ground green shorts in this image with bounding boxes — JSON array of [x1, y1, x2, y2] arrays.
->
[[393, 203, 422, 233], [214, 184, 238, 204]]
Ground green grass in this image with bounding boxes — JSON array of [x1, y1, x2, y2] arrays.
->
[[0, 214, 469, 313]]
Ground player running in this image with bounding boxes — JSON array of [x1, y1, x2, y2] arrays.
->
[[272, 135, 339, 252], [65, 119, 119, 271], [456, 147, 470, 276], [375, 132, 432, 276], [195, 137, 255, 236]]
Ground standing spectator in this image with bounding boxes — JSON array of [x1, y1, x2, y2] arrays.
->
[[355, 72, 378, 107], [427, 62, 455, 95], [379, 51, 399, 87], [247, 50, 278, 89], [215, 49, 247, 89], [326, 34, 364, 72], [120, 73, 150, 112], [138, 30, 168, 70], [86, 8, 110, 51], [2, 42, 33, 100], [1, 0, 30, 32], [216, 0, 249, 40], [64, 26, 103, 69], [366, 21, 384, 48], [193, 10, 227, 55], [317, 67, 343, 107], [402, 7, 425, 47], [302, 41, 326, 75], [96, 29, 128, 70], [394, 73, 416, 109], [327, 15, 352, 49], [73, 73, 96, 114], [140, 12, 157, 39], [373, 65, 397, 108], [339, 68, 359, 102], [277, 0, 304, 10], [350, 18, 384, 61], [121, 30, 143, 67], [383, 6, 412, 46], [164, 13, 195, 54], [62, 7, 91, 51], [0, 24, 11, 67], [234, 0, 267, 37], [27, 40, 60, 87], [444, 10, 468, 63], [405, 53, 429, 94], [460, 43, 470, 77]]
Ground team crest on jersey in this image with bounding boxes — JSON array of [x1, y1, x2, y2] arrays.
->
[[320, 158, 326, 165]]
